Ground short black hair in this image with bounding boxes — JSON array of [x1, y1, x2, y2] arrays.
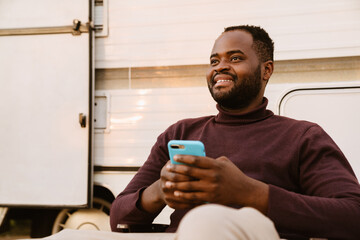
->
[[224, 25, 274, 62]]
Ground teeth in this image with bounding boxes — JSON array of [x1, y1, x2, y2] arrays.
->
[[217, 80, 232, 83]]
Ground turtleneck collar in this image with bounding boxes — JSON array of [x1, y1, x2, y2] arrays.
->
[[214, 97, 274, 124]]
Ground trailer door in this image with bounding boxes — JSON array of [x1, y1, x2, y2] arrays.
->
[[0, 1, 93, 207], [279, 86, 360, 179]]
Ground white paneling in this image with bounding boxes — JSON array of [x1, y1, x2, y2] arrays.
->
[[94, 87, 217, 166], [95, 0, 360, 68], [0, 0, 89, 28]]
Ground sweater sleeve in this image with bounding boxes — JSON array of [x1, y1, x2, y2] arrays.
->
[[267, 125, 360, 240], [109, 132, 171, 231]]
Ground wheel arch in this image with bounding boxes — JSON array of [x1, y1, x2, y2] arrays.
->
[[93, 183, 116, 204]]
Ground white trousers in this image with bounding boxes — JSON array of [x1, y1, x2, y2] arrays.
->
[[175, 204, 280, 240], [32, 204, 280, 240]]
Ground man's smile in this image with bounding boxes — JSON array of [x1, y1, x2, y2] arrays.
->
[[214, 80, 233, 88], [212, 74, 235, 88]]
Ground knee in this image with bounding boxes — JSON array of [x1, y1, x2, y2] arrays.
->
[[176, 204, 225, 239], [180, 204, 225, 228], [176, 205, 279, 240]]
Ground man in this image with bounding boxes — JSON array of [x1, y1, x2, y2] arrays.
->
[[110, 25, 360, 239]]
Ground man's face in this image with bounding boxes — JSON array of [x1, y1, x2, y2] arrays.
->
[[206, 30, 263, 110]]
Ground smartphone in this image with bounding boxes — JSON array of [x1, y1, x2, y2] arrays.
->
[[168, 140, 206, 165]]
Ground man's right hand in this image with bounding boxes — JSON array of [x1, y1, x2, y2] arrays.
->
[[139, 160, 199, 214], [159, 161, 201, 209]]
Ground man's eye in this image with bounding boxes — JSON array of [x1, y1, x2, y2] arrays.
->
[[210, 59, 219, 65], [231, 56, 242, 61]]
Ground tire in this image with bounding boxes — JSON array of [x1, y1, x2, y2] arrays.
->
[[0, 207, 9, 233], [30, 209, 59, 238], [51, 197, 112, 234]]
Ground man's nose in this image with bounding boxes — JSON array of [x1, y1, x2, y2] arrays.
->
[[214, 60, 230, 72]]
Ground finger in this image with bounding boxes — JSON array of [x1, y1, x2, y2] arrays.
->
[[167, 163, 215, 180], [167, 163, 203, 180], [163, 171, 193, 182], [163, 193, 202, 208], [173, 155, 216, 169], [173, 190, 209, 203], [162, 163, 194, 182], [170, 180, 214, 192], [167, 194, 204, 205], [162, 181, 176, 192], [161, 180, 191, 194]]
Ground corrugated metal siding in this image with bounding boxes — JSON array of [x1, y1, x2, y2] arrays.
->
[[95, 0, 360, 68]]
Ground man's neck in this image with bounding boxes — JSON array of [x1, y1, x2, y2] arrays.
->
[[220, 96, 264, 114]]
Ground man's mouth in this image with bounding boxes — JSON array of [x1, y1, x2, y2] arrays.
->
[[214, 79, 233, 89], [212, 74, 235, 88], [216, 79, 232, 83]]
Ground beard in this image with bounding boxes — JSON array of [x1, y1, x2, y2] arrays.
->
[[208, 64, 262, 110]]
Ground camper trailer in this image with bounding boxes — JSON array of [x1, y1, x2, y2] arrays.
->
[[0, 0, 359, 237]]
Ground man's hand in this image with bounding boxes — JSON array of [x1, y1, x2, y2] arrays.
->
[[139, 160, 198, 213], [162, 155, 269, 214], [159, 160, 200, 209]]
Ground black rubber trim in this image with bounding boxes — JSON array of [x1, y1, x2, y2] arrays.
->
[[94, 166, 141, 172]]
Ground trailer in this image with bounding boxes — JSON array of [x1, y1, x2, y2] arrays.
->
[[0, 0, 359, 237]]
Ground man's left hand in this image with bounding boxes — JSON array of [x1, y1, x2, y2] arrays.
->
[[165, 155, 269, 213]]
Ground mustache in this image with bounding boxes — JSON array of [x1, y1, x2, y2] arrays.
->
[[211, 72, 237, 84]]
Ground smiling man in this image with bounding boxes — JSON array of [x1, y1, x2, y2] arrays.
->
[[207, 28, 271, 113], [110, 25, 360, 240]]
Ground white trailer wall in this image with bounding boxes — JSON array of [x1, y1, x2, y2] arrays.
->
[[95, 0, 360, 68]]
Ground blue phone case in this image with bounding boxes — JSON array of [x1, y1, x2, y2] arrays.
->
[[168, 140, 206, 165]]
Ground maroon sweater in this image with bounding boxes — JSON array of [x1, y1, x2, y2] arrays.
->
[[110, 98, 360, 239]]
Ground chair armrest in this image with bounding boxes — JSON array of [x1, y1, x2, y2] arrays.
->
[[116, 223, 169, 233]]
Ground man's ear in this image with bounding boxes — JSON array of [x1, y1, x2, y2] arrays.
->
[[263, 61, 274, 82]]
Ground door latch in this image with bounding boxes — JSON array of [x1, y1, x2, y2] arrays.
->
[[0, 19, 90, 36], [72, 19, 82, 35], [79, 113, 86, 128]]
